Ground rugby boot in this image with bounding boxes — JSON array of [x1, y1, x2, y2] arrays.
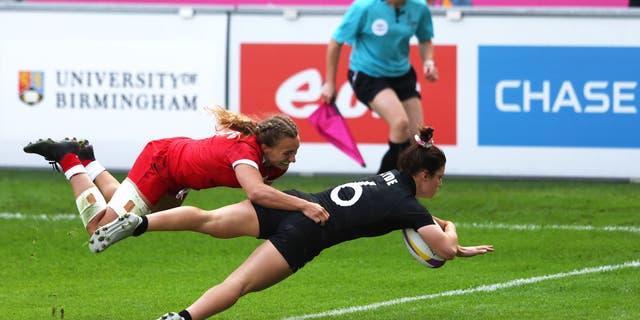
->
[[156, 312, 185, 320], [88, 213, 142, 253], [77, 139, 96, 162], [23, 138, 82, 171]]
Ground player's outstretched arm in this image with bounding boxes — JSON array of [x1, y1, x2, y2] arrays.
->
[[235, 164, 330, 224], [456, 245, 494, 257]]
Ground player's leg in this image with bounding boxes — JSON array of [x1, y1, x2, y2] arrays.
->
[[89, 200, 260, 253], [62, 158, 122, 237], [88, 178, 153, 253], [147, 200, 260, 238], [27, 138, 121, 202], [76, 176, 122, 237], [77, 141, 122, 201], [178, 241, 293, 320], [369, 89, 410, 173], [150, 192, 185, 213], [370, 88, 410, 143], [402, 96, 424, 138], [91, 142, 169, 238], [88, 144, 181, 252], [395, 67, 423, 141], [24, 138, 111, 234]]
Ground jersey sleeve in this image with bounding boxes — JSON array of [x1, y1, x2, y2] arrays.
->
[[415, 5, 434, 41], [402, 203, 436, 230], [332, 1, 366, 45], [226, 139, 260, 171]]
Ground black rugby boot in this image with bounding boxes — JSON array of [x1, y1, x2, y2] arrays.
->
[[77, 139, 95, 162], [23, 138, 82, 171]]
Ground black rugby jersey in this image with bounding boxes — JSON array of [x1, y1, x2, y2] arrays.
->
[[286, 170, 435, 248]]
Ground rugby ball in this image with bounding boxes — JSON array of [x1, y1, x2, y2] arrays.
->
[[402, 228, 446, 268]]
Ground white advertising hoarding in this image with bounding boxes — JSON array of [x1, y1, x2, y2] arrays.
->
[[0, 10, 228, 169], [1, 6, 639, 179]]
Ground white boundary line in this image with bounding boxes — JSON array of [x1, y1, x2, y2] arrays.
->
[[3, 213, 639, 234], [2, 213, 639, 234], [0, 212, 77, 220], [458, 222, 640, 234], [282, 260, 640, 320]]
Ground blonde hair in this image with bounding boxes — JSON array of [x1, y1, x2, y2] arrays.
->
[[208, 106, 298, 147], [209, 106, 258, 136]]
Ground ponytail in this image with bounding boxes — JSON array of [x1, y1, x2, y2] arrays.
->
[[208, 106, 258, 136], [208, 106, 298, 147], [397, 126, 446, 176]]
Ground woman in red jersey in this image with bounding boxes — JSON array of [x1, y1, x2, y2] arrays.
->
[[89, 126, 493, 320], [24, 107, 329, 252]]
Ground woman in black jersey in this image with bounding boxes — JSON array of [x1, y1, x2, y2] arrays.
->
[[98, 126, 493, 320]]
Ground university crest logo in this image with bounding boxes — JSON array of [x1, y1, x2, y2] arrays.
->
[[19, 71, 44, 106]]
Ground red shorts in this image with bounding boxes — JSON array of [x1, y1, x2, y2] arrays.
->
[[126, 139, 181, 205]]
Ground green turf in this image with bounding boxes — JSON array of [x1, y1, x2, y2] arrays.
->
[[1, 169, 639, 319]]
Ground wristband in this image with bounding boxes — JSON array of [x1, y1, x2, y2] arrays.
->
[[424, 59, 435, 67]]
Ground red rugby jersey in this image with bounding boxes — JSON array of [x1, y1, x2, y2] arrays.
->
[[166, 132, 286, 190]]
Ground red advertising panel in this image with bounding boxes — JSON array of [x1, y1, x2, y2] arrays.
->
[[240, 43, 456, 145]]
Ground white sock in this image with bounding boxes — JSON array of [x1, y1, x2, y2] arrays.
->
[[85, 161, 106, 181], [64, 165, 87, 180]]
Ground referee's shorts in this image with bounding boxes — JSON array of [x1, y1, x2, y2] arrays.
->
[[348, 67, 421, 106]]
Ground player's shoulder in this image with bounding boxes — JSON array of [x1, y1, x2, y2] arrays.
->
[[212, 132, 257, 146]]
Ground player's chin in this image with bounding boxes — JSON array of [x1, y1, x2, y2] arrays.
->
[[277, 161, 291, 169]]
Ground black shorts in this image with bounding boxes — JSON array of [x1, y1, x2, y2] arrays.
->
[[348, 67, 421, 107], [253, 203, 325, 272]]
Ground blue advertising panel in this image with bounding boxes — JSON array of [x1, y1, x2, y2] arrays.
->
[[479, 46, 639, 148]]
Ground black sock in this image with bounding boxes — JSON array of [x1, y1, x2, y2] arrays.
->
[[178, 310, 192, 320], [133, 216, 148, 236], [377, 140, 410, 174]]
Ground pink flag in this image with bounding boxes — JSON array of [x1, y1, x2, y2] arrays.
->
[[307, 102, 366, 167]]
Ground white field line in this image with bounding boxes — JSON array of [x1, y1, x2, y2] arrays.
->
[[2, 212, 639, 234], [0, 212, 77, 220], [282, 260, 640, 320], [3, 213, 639, 234], [458, 222, 640, 234]]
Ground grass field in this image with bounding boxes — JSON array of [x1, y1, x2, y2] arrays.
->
[[1, 169, 639, 319]]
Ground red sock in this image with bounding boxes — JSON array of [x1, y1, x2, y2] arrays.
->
[[59, 153, 86, 180], [59, 153, 81, 171]]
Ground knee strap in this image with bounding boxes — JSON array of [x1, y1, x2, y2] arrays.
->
[[108, 179, 151, 217], [75, 187, 107, 227]]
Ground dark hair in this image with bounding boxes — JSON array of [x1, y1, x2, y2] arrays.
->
[[210, 106, 298, 147], [397, 126, 446, 176]]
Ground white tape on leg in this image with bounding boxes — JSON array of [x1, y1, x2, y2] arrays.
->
[[108, 179, 151, 217], [75, 186, 107, 227]]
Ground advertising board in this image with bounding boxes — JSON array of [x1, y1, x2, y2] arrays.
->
[[0, 11, 228, 169], [479, 45, 639, 148]]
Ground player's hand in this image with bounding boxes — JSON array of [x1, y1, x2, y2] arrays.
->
[[456, 245, 494, 257], [321, 81, 337, 104], [423, 63, 439, 82], [432, 216, 449, 230], [302, 202, 330, 226]]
